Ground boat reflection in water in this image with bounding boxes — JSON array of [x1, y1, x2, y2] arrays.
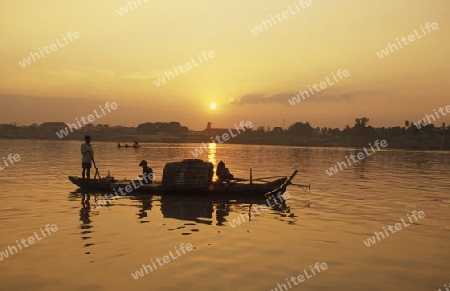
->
[[155, 194, 292, 227], [69, 191, 96, 262], [137, 194, 154, 220], [79, 193, 92, 225], [70, 189, 293, 239], [160, 196, 215, 225]]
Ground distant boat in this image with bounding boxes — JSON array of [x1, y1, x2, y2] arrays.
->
[[117, 142, 140, 148], [68, 159, 298, 197]]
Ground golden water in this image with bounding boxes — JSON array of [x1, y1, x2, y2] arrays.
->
[[0, 140, 449, 291]]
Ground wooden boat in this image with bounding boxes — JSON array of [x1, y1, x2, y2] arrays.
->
[[68, 159, 298, 197], [117, 143, 140, 148], [69, 176, 117, 190]]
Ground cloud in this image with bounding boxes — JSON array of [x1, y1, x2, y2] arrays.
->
[[229, 90, 364, 105], [228, 93, 295, 105], [39, 66, 115, 79]]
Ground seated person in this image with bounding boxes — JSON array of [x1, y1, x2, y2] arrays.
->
[[216, 161, 234, 184], [138, 160, 153, 184]]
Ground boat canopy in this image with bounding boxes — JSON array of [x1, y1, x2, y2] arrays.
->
[[162, 159, 213, 187]]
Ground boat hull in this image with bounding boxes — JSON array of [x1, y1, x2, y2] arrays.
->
[[68, 176, 117, 190], [68, 176, 288, 197]]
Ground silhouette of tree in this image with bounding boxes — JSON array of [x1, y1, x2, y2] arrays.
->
[[287, 122, 315, 137], [354, 117, 369, 128], [256, 126, 265, 135], [352, 117, 371, 135]]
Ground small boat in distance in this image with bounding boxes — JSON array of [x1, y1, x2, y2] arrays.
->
[[68, 159, 299, 197], [117, 141, 140, 148]]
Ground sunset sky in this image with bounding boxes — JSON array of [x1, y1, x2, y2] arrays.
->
[[0, 0, 448, 130]]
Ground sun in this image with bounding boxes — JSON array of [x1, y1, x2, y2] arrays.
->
[[210, 103, 217, 110]]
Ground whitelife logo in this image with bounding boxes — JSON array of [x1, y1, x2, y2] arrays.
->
[[376, 22, 439, 59], [0, 153, 21, 171], [269, 262, 328, 291], [0, 224, 58, 262], [413, 105, 450, 129], [153, 50, 215, 87], [190, 121, 253, 158], [363, 211, 425, 247], [288, 69, 350, 106], [18, 31, 81, 68], [131, 243, 194, 280], [250, 0, 313, 35], [55, 102, 118, 139], [228, 191, 291, 228], [325, 140, 388, 177], [116, 0, 149, 16], [94, 173, 154, 209]]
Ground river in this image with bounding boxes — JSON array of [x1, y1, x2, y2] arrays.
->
[[0, 139, 448, 291]]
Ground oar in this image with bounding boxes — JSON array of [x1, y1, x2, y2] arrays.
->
[[291, 177, 311, 189], [291, 183, 311, 189], [254, 175, 285, 181], [93, 163, 101, 180], [89, 153, 101, 179], [230, 177, 248, 182], [253, 176, 287, 183]]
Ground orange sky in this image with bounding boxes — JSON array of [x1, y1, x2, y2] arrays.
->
[[0, 0, 449, 130]]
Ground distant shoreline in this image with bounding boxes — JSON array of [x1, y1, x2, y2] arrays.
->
[[1, 119, 448, 151], [0, 134, 448, 151]]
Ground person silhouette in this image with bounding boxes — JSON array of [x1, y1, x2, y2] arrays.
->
[[81, 135, 94, 179], [216, 161, 234, 184], [138, 160, 154, 184]]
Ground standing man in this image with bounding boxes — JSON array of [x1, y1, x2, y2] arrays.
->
[[81, 135, 94, 179]]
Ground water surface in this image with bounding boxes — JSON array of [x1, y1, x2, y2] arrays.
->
[[0, 140, 449, 291]]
